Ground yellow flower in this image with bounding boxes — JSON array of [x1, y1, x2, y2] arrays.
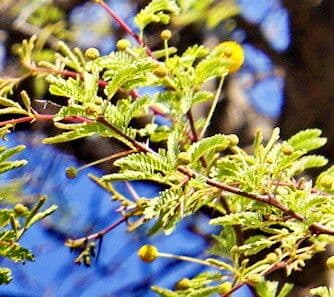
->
[[219, 41, 245, 73], [137, 245, 158, 262]]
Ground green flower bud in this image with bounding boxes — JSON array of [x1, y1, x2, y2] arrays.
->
[[246, 274, 264, 286], [219, 282, 232, 295], [266, 156, 274, 164], [153, 64, 169, 78], [94, 97, 104, 105], [282, 143, 294, 155], [136, 198, 148, 210], [65, 167, 78, 179], [177, 152, 191, 165], [117, 39, 131, 51], [175, 278, 191, 290], [318, 174, 334, 190], [160, 29, 172, 40], [85, 103, 100, 116], [265, 253, 278, 264], [227, 134, 239, 146], [326, 256, 334, 269], [14, 203, 28, 215], [84, 47, 100, 60]]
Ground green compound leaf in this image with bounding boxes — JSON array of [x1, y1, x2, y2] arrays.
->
[[0, 268, 12, 285], [0, 160, 27, 175], [310, 286, 334, 297], [152, 283, 224, 297], [277, 283, 294, 297], [0, 209, 13, 228], [135, 0, 180, 32], [0, 96, 23, 109], [0, 231, 34, 263], [188, 134, 230, 164], [210, 211, 262, 227], [316, 165, 334, 193], [104, 60, 156, 99], [288, 155, 328, 176], [43, 124, 98, 143], [255, 281, 279, 297], [0, 145, 25, 163], [43, 122, 135, 148], [287, 129, 326, 152], [25, 204, 58, 229]]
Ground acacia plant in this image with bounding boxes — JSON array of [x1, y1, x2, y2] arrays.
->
[[0, 126, 57, 284], [1, 0, 334, 296]]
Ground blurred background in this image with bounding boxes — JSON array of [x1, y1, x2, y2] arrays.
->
[[0, 0, 333, 296]]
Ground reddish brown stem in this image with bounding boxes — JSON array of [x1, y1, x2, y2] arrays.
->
[[78, 217, 127, 242], [29, 66, 108, 87], [97, 0, 153, 57], [0, 114, 92, 127], [221, 283, 244, 297], [187, 110, 198, 142]]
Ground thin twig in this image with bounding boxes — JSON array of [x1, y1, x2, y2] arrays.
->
[[95, 118, 334, 236], [187, 109, 198, 142], [0, 114, 91, 127], [199, 76, 224, 139], [76, 216, 127, 242], [77, 149, 134, 172], [221, 283, 244, 297], [96, 0, 153, 57]]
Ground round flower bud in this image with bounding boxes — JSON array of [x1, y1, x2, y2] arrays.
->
[[265, 253, 278, 264], [85, 103, 100, 116], [282, 143, 294, 155], [14, 203, 28, 215], [219, 282, 232, 295], [220, 41, 244, 73], [136, 198, 148, 210], [310, 287, 327, 296], [230, 246, 239, 255], [153, 64, 169, 78], [266, 156, 274, 164], [84, 47, 100, 60], [326, 256, 334, 269], [246, 274, 264, 286], [65, 167, 78, 179], [177, 152, 191, 165], [117, 39, 131, 51], [137, 245, 158, 262], [227, 134, 239, 146], [160, 29, 172, 41], [175, 278, 191, 290], [318, 174, 334, 189], [94, 97, 104, 105]]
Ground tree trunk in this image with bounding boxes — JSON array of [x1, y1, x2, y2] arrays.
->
[[279, 1, 334, 159]]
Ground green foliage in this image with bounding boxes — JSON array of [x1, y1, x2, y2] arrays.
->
[[152, 272, 225, 297], [254, 281, 293, 297], [187, 134, 230, 164], [310, 287, 334, 297], [0, 268, 12, 285], [0, 132, 57, 284], [135, 0, 180, 33], [1, 0, 334, 296], [175, 0, 239, 28]]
